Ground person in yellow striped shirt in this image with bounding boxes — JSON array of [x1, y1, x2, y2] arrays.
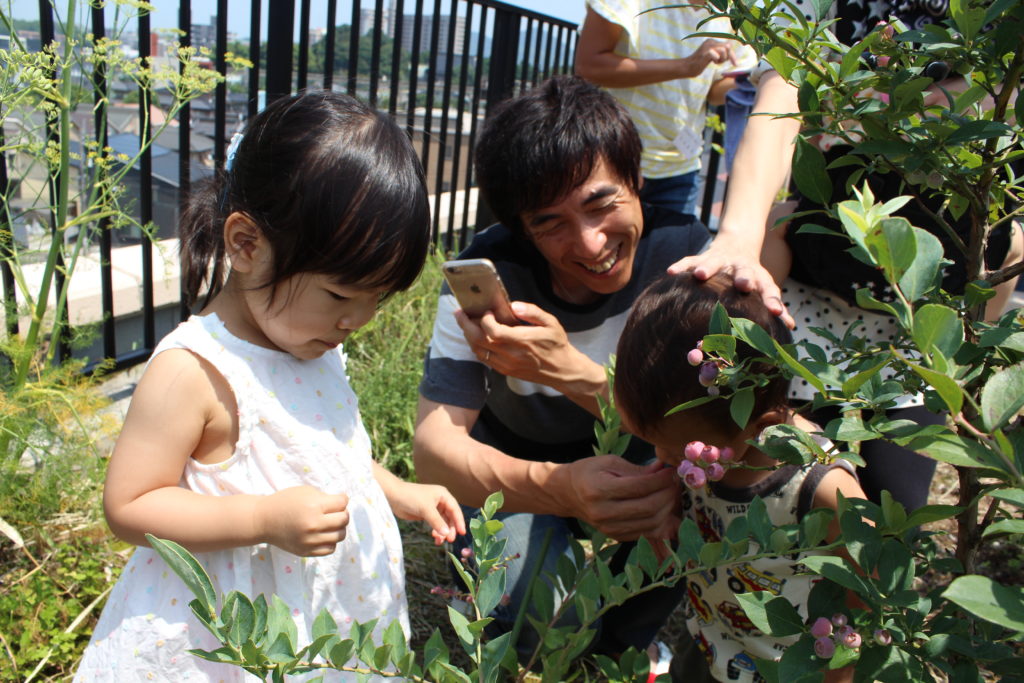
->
[[576, 0, 756, 216]]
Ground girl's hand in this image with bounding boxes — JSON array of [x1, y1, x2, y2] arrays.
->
[[257, 485, 350, 556], [388, 481, 467, 545]]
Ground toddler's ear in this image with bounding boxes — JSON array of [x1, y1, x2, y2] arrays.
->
[[224, 212, 265, 272], [752, 407, 788, 432]]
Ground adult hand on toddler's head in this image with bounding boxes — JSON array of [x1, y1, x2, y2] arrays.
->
[[257, 485, 350, 556], [387, 482, 467, 545], [668, 233, 796, 329]]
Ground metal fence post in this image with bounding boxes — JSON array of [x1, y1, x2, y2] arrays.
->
[[475, 7, 520, 230], [267, 0, 296, 103]]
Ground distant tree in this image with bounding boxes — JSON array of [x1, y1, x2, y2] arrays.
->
[[308, 25, 410, 80]]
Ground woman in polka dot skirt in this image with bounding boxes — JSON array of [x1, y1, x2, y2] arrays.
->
[[671, 1, 1023, 512], [75, 92, 465, 681]]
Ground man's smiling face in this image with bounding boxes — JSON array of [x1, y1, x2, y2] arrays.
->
[[521, 157, 643, 305]]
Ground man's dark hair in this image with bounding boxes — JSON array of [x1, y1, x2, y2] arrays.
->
[[474, 75, 642, 234], [615, 273, 792, 435]]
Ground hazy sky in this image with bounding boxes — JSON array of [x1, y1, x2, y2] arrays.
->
[[5, 0, 586, 40]]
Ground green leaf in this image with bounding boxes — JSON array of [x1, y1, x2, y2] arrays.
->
[[746, 496, 773, 548], [328, 639, 355, 667], [677, 518, 705, 564], [665, 394, 719, 416], [311, 608, 337, 643], [793, 136, 832, 205], [982, 519, 1024, 537], [481, 632, 513, 683], [709, 302, 731, 335], [800, 555, 881, 603], [266, 595, 297, 654], [735, 592, 806, 637], [946, 120, 1010, 144], [732, 316, 779, 356], [841, 357, 890, 396], [990, 488, 1024, 508], [800, 509, 832, 548], [901, 357, 963, 414], [730, 387, 756, 429], [778, 636, 821, 682], [1016, 89, 1024, 131], [222, 591, 256, 648], [980, 363, 1024, 431], [774, 341, 826, 393], [145, 535, 218, 618], [866, 217, 917, 284], [422, 629, 449, 674], [897, 432, 993, 469], [912, 304, 963, 360], [446, 605, 474, 653], [476, 568, 507, 619], [902, 504, 962, 530], [265, 631, 295, 663], [854, 287, 902, 322], [943, 575, 1024, 631], [702, 333, 737, 357], [877, 539, 915, 595]]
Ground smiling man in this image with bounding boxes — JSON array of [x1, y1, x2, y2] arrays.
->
[[413, 75, 710, 663]]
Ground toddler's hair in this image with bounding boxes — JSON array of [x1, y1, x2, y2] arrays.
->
[[615, 272, 792, 435], [180, 90, 430, 307]]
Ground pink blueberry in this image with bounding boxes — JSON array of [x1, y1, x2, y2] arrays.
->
[[719, 447, 735, 463], [683, 467, 707, 489], [873, 629, 892, 646], [687, 348, 704, 366], [814, 637, 836, 658], [705, 463, 725, 481], [810, 617, 833, 639], [700, 445, 720, 464], [677, 460, 696, 478], [832, 613, 848, 627], [684, 441, 705, 462]]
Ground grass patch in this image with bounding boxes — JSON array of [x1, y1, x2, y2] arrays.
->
[[346, 251, 445, 480]]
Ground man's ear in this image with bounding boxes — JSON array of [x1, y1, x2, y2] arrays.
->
[[223, 212, 265, 273]]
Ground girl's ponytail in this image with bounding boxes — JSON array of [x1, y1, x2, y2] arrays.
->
[[179, 173, 228, 308]]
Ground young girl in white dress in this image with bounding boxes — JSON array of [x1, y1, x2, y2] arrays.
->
[[76, 91, 465, 681]]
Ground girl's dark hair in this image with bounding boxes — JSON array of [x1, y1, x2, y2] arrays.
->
[[474, 75, 642, 234], [615, 273, 792, 435], [180, 90, 430, 307]]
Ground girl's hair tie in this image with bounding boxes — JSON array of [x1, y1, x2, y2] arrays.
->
[[225, 132, 244, 172], [219, 132, 245, 213]]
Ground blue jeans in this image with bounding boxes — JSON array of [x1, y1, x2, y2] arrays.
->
[[639, 171, 700, 216], [452, 506, 685, 665]]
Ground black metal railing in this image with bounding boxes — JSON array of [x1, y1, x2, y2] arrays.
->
[[2, 0, 726, 374]]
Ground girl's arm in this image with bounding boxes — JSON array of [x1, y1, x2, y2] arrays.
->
[[371, 461, 466, 544], [104, 349, 349, 556]]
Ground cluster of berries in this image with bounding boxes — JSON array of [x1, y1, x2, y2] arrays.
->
[[676, 441, 735, 489], [687, 341, 724, 396], [811, 614, 890, 658]]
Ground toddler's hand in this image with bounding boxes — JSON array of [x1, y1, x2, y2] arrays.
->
[[258, 486, 350, 556], [389, 482, 466, 545]]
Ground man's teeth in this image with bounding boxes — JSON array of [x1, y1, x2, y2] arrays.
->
[[583, 253, 617, 274]]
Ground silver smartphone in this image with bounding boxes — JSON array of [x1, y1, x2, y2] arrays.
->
[[442, 258, 519, 325]]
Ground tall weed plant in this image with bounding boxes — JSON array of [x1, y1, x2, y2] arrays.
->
[[1, 0, 239, 677]]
